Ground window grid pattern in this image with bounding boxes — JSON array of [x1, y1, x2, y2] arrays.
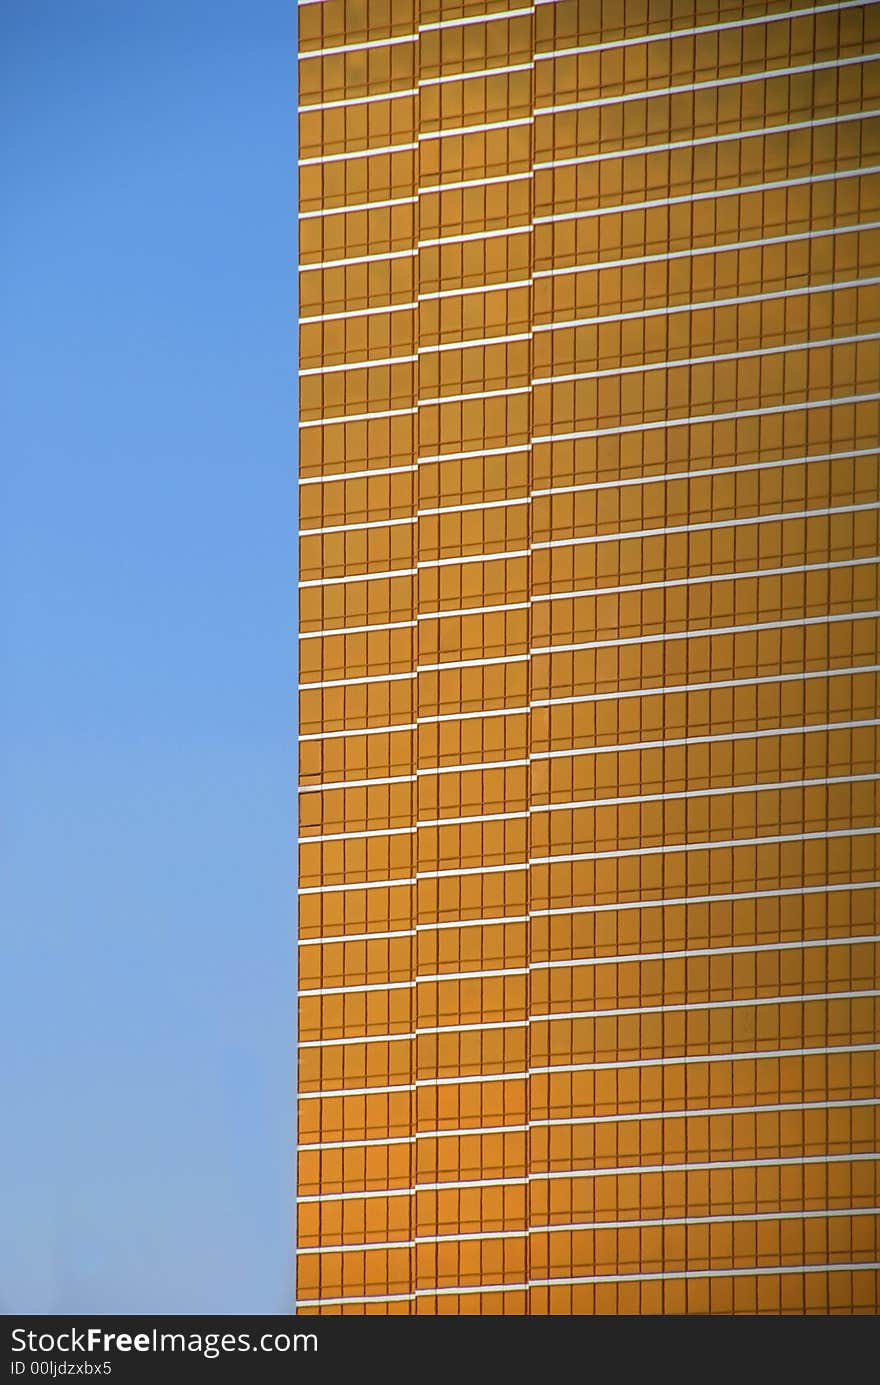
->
[[297, 0, 880, 1315]]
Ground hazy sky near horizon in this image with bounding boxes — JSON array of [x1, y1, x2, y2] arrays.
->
[[1, 1, 296, 1312]]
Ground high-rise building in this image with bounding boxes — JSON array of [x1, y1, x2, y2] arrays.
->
[[296, 0, 880, 1314]]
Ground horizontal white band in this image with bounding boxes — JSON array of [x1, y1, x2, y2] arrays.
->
[[299, 549, 873, 630], [418, 115, 532, 142], [299, 669, 875, 747], [300, 105, 874, 219], [531, 1, 874, 62], [298, 913, 525, 947], [418, 329, 530, 354], [299, 875, 414, 896], [297, 1, 870, 62], [540, 51, 880, 115], [536, 392, 880, 443], [533, 499, 880, 548], [297, 1043, 880, 1100], [531, 607, 880, 653], [297, 1259, 880, 1306], [296, 1098, 880, 1156], [297, 609, 879, 690], [418, 385, 530, 406], [300, 351, 414, 376], [299, 705, 525, 742], [298, 772, 413, 793], [296, 1259, 880, 1305], [418, 6, 533, 33], [298, 463, 414, 486], [535, 106, 880, 172], [298, 715, 878, 793], [299, 87, 415, 114], [532, 771, 880, 815], [418, 275, 530, 301], [299, 623, 413, 644], [534, 276, 880, 333], [301, 330, 878, 401], [417, 222, 531, 249], [299, 300, 415, 324], [535, 163, 880, 226], [298, 1016, 521, 1049], [297, 991, 876, 1049], [301, 963, 527, 998], [302, 707, 880, 800], [300, 245, 415, 270], [534, 924, 880, 965], [300, 221, 867, 315], [526, 1262, 880, 1291], [417, 442, 528, 463], [420, 60, 533, 89], [297, 772, 878, 840], [535, 444, 878, 499], [541, 660, 879, 708], [535, 555, 880, 604], [299, 141, 416, 169], [298, 565, 414, 589], [297, 5, 532, 60], [298, 33, 416, 60], [299, 826, 879, 897], [299, 1205, 880, 1256], [534, 218, 879, 281], [300, 49, 880, 174], [295, 1147, 880, 1201], [313, 514, 863, 587], [298, 669, 415, 691], [537, 331, 880, 385], [419, 546, 529, 569], [539, 825, 880, 866], [299, 405, 415, 428], [536, 716, 880, 762], [420, 172, 532, 196], [534, 886, 875, 930], [536, 989, 879, 1024]]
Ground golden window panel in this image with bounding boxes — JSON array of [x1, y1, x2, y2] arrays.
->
[[297, 0, 880, 1314]]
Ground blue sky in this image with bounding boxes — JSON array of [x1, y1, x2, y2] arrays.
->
[[1, 1, 296, 1312]]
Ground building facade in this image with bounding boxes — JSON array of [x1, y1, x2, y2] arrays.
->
[[296, 0, 880, 1313]]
